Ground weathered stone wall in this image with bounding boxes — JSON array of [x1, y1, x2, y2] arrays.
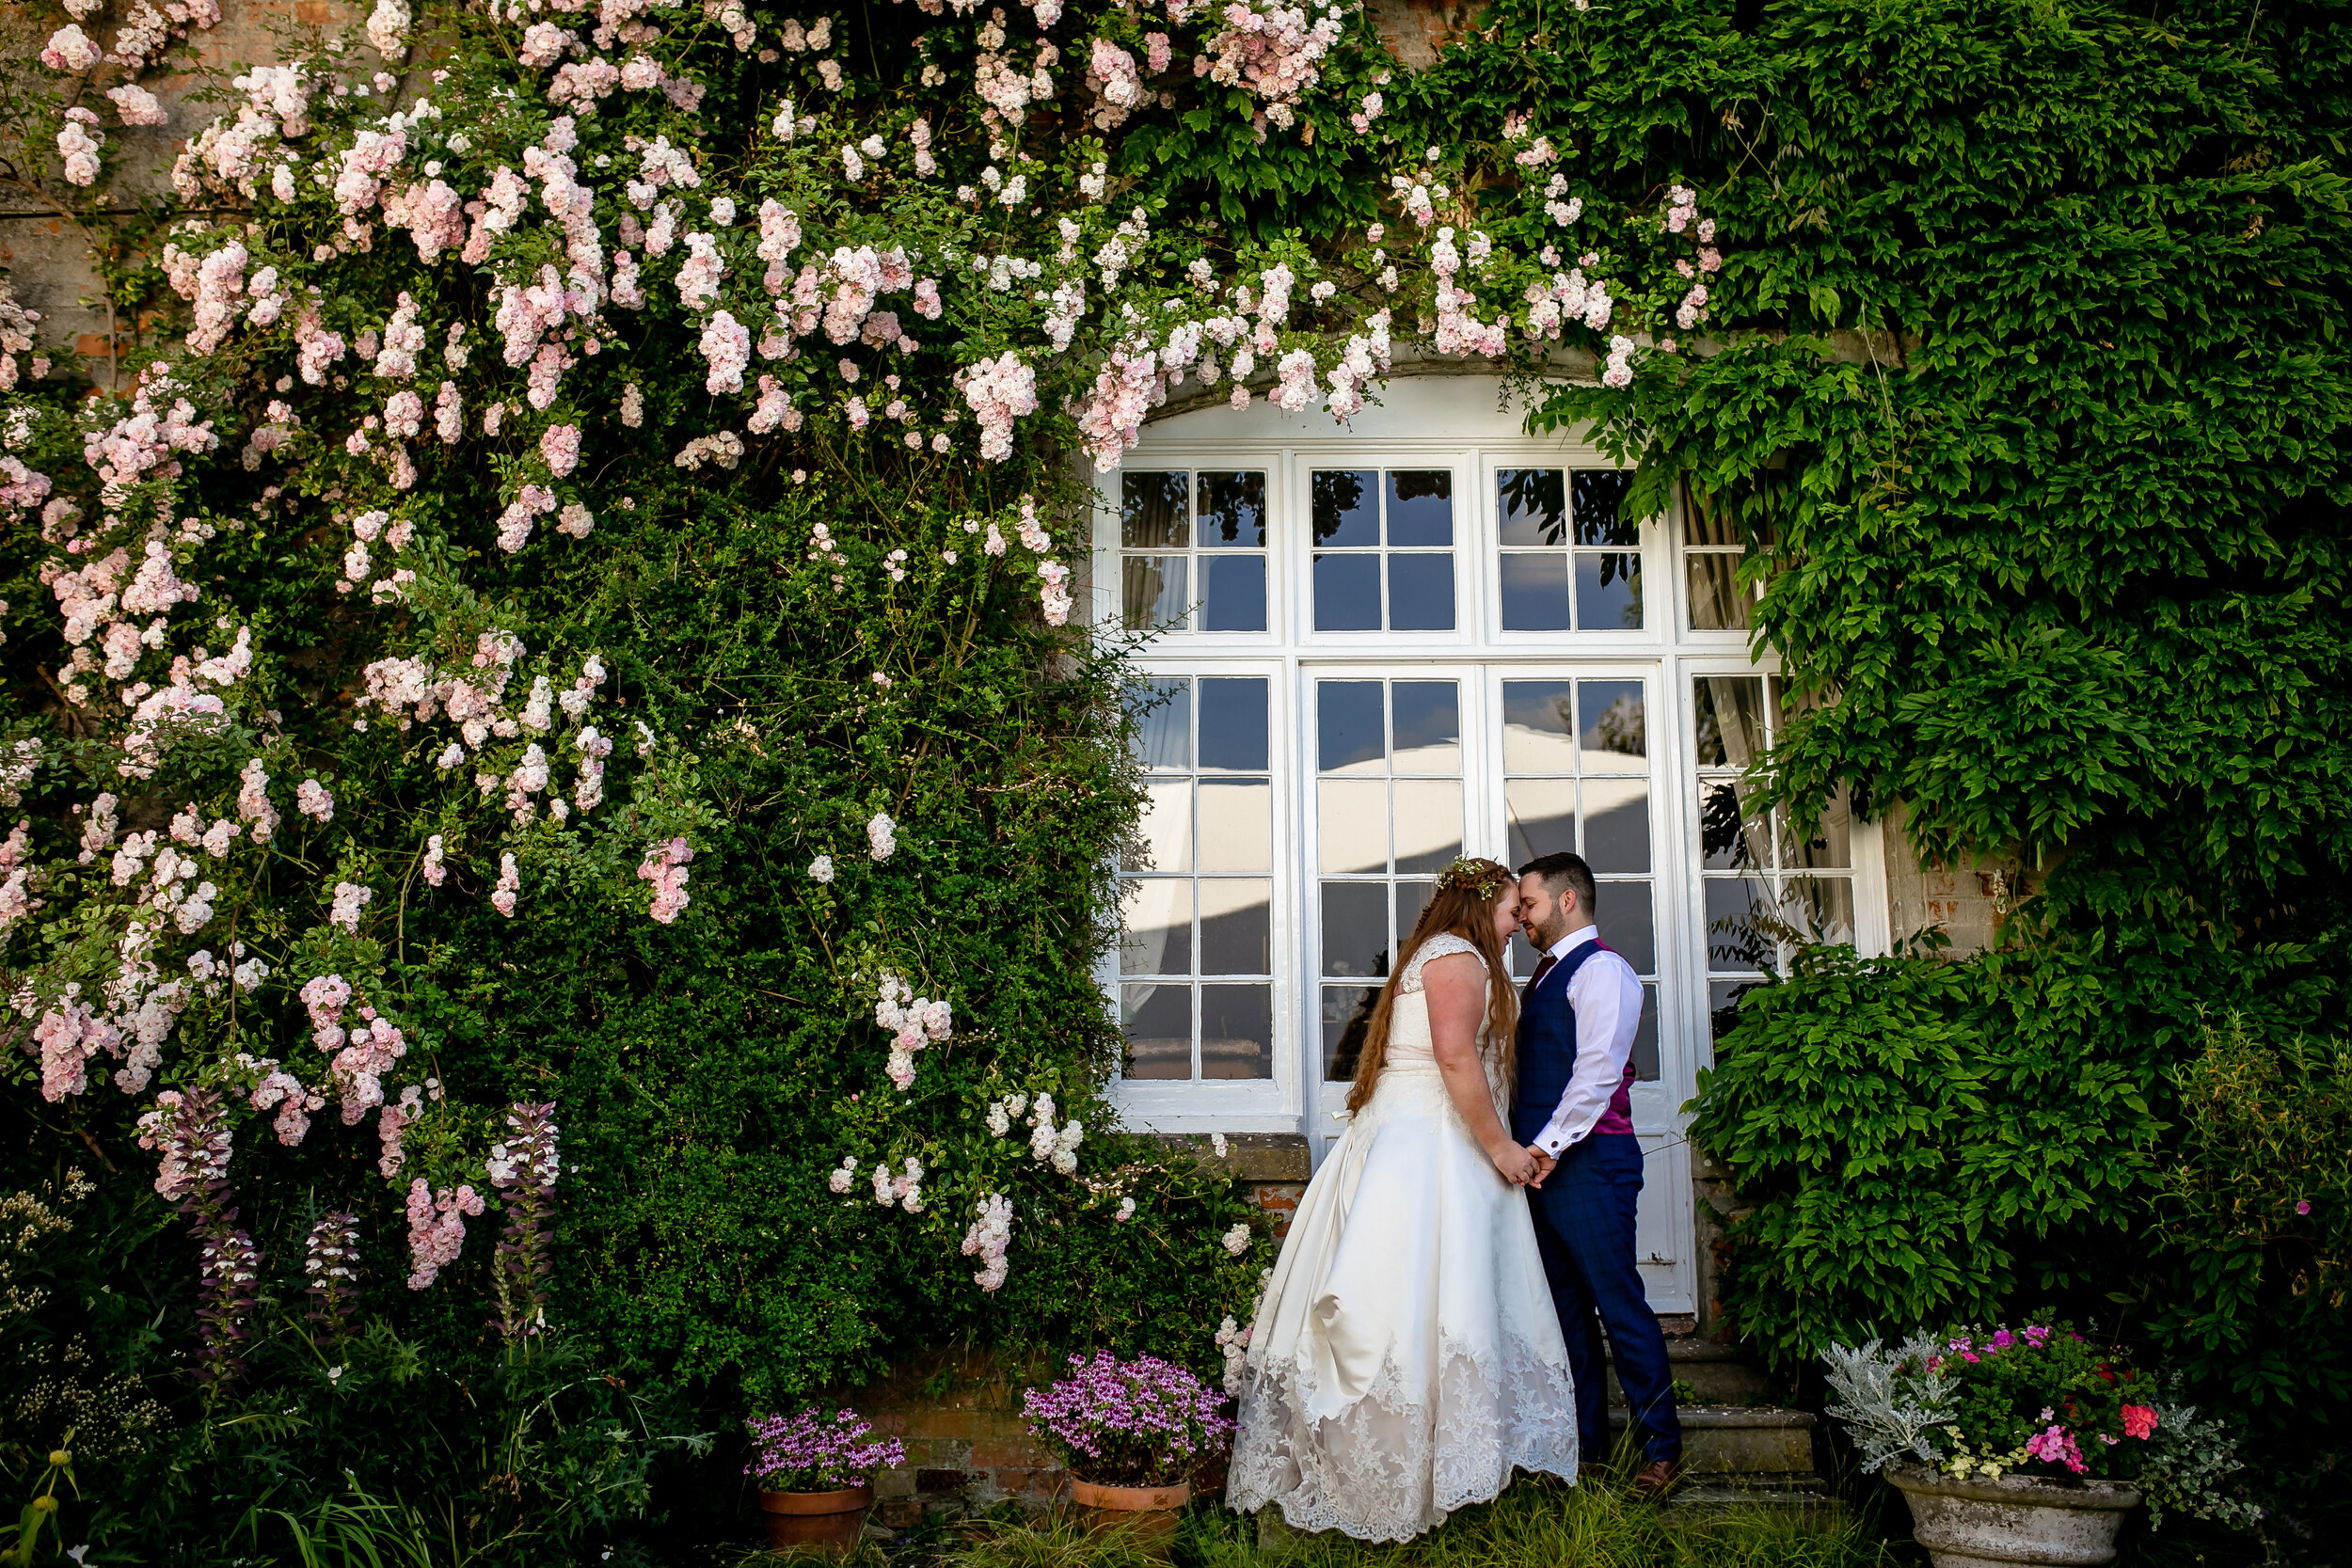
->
[[1, 0, 358, 371]]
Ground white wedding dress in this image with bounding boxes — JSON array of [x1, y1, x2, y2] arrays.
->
[[1225, 934, 1579, 1541]]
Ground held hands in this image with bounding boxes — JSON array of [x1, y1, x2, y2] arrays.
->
[[1489, 1141, 1548, 1187]]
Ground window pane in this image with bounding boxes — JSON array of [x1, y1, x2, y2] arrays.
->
[[1199, 780, 1272, 873], [1200, 984, 1274, 1079], [1392, 778, 1464, 874], [1497, 467, 1567, 546], [1120, 879, 1192, 975], [1198, 677, 1268, 772], [1500, 553, 1572, 631], [1686, 554, 1750, 632], [1317, 681, 1386, 773], [1391, 682, 1461, 774], [1311, 468, 1379, 546], [1137, 779, 1194, 873], [1323, 985, 1379, 1080], [1578, 680, 1646, 769], [1313, 553, 1382, 630], [1504, 777, 1578, 866], [1122, 554, 1189, 630], [1121, 984, 1192, 1080], [1321, 880, 1391, 977], [1198, 470, 1266, 546], [1597, 881, 1655, 974], [1705, 877, 1774, 971], [1699, 780, 1773, 871], [1571, 469, 1638, 546], [1200, 555, 1266, 632], [1502, 680, 1577, 774], [1388, 554, 1455, 631], [1121, 471, 1190, 547], [1781, 876, 1855, 945], [1575, 551, 1642, 629], [1317, 779, 1388, 874], [1780, 787, 1851, 870], [1507, 929, 1538, 978], [1124, 677, 1190, 771], [1199, 879, 1271, 974], [1708, 978, 1762, 1045], [1693, 676, 1768, 768], [1685, 488, 1740, 547], [1631, 984, 1660, 1082], [1581, 778, 1650, 873], [1387, 470, 1454, 546], [1395, 879, 1437, 947]]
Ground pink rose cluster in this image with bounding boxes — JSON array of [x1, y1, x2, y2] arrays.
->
[[872, 971, 952, 1089], [636, 836, 693, 923]]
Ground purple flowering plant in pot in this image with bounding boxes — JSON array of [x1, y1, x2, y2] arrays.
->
[[1021, 1352, 1234, 1515], [745, 1407, 905, 1550]]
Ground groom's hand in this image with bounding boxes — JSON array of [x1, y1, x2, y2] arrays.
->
[[1526, 1148, 1555, 1188]]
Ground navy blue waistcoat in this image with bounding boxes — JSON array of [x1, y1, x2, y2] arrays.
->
[[1509, 938, 1603, 1144]]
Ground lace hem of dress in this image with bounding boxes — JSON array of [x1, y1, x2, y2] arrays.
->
[[1396, 932, 1486, 996], [1225, 1330, 1579, 1543]]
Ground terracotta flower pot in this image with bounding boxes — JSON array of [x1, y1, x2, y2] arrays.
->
[[1071, 1478, 1188, 1544], [1886, 1463, 2140, 1568], [758, 1481, 874, 1552]]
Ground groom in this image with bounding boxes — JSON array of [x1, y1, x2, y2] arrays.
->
[[1511, 851, 1684, 1499]]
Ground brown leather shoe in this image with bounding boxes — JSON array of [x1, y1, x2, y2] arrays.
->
[[1631, 1459, 1685, 1502]]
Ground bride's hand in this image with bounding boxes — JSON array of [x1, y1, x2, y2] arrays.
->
[[1488, 1141, 1538, 1186]]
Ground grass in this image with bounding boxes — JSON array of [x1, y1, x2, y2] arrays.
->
[[737, 1468, 1911, 1568]]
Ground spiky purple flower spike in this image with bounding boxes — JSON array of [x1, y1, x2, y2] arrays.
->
[[136, 1087, 259, 1390], [304, 1211, 361, 1346], [488, 1101, 560, 1341]]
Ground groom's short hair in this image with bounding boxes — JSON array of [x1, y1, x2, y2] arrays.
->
[[1518, 852, 1597, 915]]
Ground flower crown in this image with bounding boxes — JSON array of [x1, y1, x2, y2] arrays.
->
[[1433, 857, 1510, 901]]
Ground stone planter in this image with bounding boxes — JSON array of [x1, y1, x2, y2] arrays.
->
[[1886, 1463, 2140, 1568], [758, 1481, 874, 1551], [1070, 1478, 1188, 1544]]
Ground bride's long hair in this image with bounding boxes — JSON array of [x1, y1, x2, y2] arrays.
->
[[1343, 857, 1520, 1115]]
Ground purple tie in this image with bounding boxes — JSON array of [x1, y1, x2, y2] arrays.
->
[[1521, 952, 1558, 1003]]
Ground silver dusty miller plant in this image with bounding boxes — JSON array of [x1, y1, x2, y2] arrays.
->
[[2138, 1378, 2265, 1530], [1822, 1333, 1959, 1473]]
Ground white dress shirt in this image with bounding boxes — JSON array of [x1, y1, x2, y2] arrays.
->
[[1529, 924, 1644, 1157]]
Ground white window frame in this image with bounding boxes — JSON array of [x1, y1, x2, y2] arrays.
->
[[1088, 377, 1891, 1202]]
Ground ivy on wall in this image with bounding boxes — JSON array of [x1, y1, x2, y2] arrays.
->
[[1466, 1, 2350, 1434]]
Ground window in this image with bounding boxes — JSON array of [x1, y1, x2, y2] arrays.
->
[[1497, 467, 1642, 631], [1120, 675, 1275, 1081], [1682, 486, 1752, 632], [1311, 469, 1455, 632], [1498, 676, 1661, 1078], [1692, 673, 1855, 1043], [1120, 470, 1269, 632], [1313, 677, 1466, 1083]]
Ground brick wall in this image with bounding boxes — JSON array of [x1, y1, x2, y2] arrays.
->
[[849, 1349, 1067, 1523]]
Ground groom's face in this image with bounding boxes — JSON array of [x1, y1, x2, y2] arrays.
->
[[1517, 876, 1577, 948]]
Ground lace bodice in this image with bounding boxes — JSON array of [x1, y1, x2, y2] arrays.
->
[[1396, 933, 1486, 995]]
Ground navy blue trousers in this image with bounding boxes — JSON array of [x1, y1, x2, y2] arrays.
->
[[1522, 1132, 1682, 1465]]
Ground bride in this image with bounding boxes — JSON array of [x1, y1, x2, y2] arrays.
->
[[1225, 858, 1579, 1541]]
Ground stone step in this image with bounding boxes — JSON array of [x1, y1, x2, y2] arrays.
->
[[1604, 1339, 1778, 1407], [1664, 1477, 1845, 1526], [1604, 1405, 1819, 1478]]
